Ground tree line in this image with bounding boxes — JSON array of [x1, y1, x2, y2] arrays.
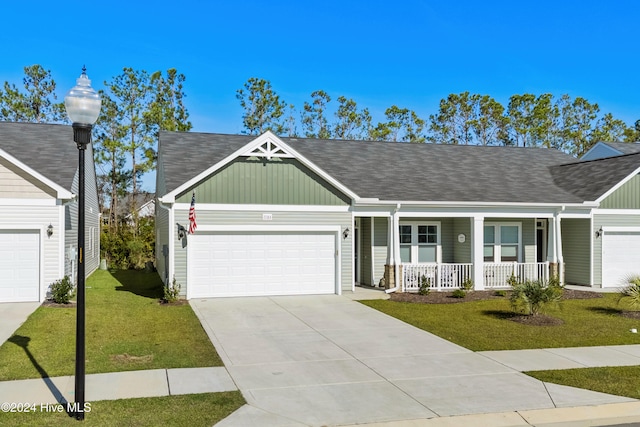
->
[[0, 65, 191, 269], [2, 66, 639, 223], [237, 77, 639, 156]]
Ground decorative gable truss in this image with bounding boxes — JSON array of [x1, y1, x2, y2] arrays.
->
[[240, 137, 295, 160]]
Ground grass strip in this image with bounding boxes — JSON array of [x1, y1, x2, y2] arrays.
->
[[0, 269, 222, 381], [0, 391, 244, 427], [526, 366, 640, 399]]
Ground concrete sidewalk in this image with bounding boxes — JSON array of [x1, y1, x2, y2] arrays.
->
[[0, 367, 237, 404]]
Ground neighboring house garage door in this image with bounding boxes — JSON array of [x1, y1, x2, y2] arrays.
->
[[602, 230, 640, 288], [189, 231, 336, 298], [0, 230, 39, 302]]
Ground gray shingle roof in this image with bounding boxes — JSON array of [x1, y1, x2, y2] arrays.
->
[[600, 142, 640, 155], [158, 131, 640, 204], [0, 122, 79, 191], [286, 138, 580, 203], [550, 152, 640, 201]]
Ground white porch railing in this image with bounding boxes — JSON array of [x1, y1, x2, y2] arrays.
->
[[402, 262, 550, 292], [484, 262, 550, 289], [402, 263, 473, 292]]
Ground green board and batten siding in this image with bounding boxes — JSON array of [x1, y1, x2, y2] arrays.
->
[[599, 174, 640, 209], [175, 158, 350, 206]]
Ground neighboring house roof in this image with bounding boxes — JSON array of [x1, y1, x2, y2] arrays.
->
[[550, 152, 640, 202], [119, 192, 155, 217], [0, 122, 78, 192], [605, 142, 640, 155], [581, 141, 640, 160], [158, 131, 640, 205]]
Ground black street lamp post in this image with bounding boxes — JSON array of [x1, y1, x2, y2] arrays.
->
[[64, 67, 101, 421]]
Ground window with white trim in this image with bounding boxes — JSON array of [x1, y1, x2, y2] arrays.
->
[[399, 222, 440, 263], [484, 223, 521, 263]]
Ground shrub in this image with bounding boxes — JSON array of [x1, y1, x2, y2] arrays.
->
[[101, 217, 155, 270], [494, 290, 507, 297], [164, 277, 181, 303], [451, 289, 466, 298], [418, 275, 431, 295], [619, 275, 640, 310], [507, 273, 519, 288], [510, 278, 563, 316], [50, 276, 75, 304], [461, 278, 473, 292]]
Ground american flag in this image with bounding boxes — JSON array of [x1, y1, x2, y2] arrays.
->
[[188, 192, 197, 234]]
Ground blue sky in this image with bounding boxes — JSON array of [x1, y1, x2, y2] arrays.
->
[[2, 0, 638, 189]]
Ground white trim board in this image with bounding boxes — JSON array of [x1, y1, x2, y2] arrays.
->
[[172, 203, 351, 212]]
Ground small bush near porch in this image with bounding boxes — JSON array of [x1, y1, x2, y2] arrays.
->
[[361, 291, 640, 351]]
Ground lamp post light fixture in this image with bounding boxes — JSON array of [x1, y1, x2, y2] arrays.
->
[[64, 67, 101, 421]]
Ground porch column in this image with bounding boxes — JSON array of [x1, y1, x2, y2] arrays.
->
[[547, 213, 564, 283], [471, 215, 485, 290], [384, 214, 396, 289]]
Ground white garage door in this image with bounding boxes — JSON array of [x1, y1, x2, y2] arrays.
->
[[189, 231, 336, 298], [0, 230, 40, 302], [602, 231, 640, 288]]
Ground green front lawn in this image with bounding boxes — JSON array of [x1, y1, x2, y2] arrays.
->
[[0, 269, 222, 381], [361, 293, 640, 351], [0, 391, 244, 427], [526, 367, 640, 400]]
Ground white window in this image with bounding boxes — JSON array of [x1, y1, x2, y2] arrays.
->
[[484, 223, 521, 263], [399, 222, 440, 263]]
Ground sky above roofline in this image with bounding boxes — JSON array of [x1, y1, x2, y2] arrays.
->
[[3, 0, 638, 191]]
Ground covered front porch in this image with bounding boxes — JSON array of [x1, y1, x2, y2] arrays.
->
[[354, 210, 564, 292]]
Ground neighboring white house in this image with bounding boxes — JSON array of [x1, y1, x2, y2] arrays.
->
[[156, 131, 640, 298], [0, 122, 100, 302]]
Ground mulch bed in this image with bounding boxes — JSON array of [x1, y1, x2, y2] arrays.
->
[[158, 299, 189, 306], [620, 311, 640, 319], [42, 300, 76, 308], [389, 288, 602, 305]]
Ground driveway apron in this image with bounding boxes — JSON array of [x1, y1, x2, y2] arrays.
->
[[191, 295, 631, 426]]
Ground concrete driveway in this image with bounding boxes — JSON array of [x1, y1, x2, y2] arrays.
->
[[0, 302, 40, 345], [191, 295, 631, 426]]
